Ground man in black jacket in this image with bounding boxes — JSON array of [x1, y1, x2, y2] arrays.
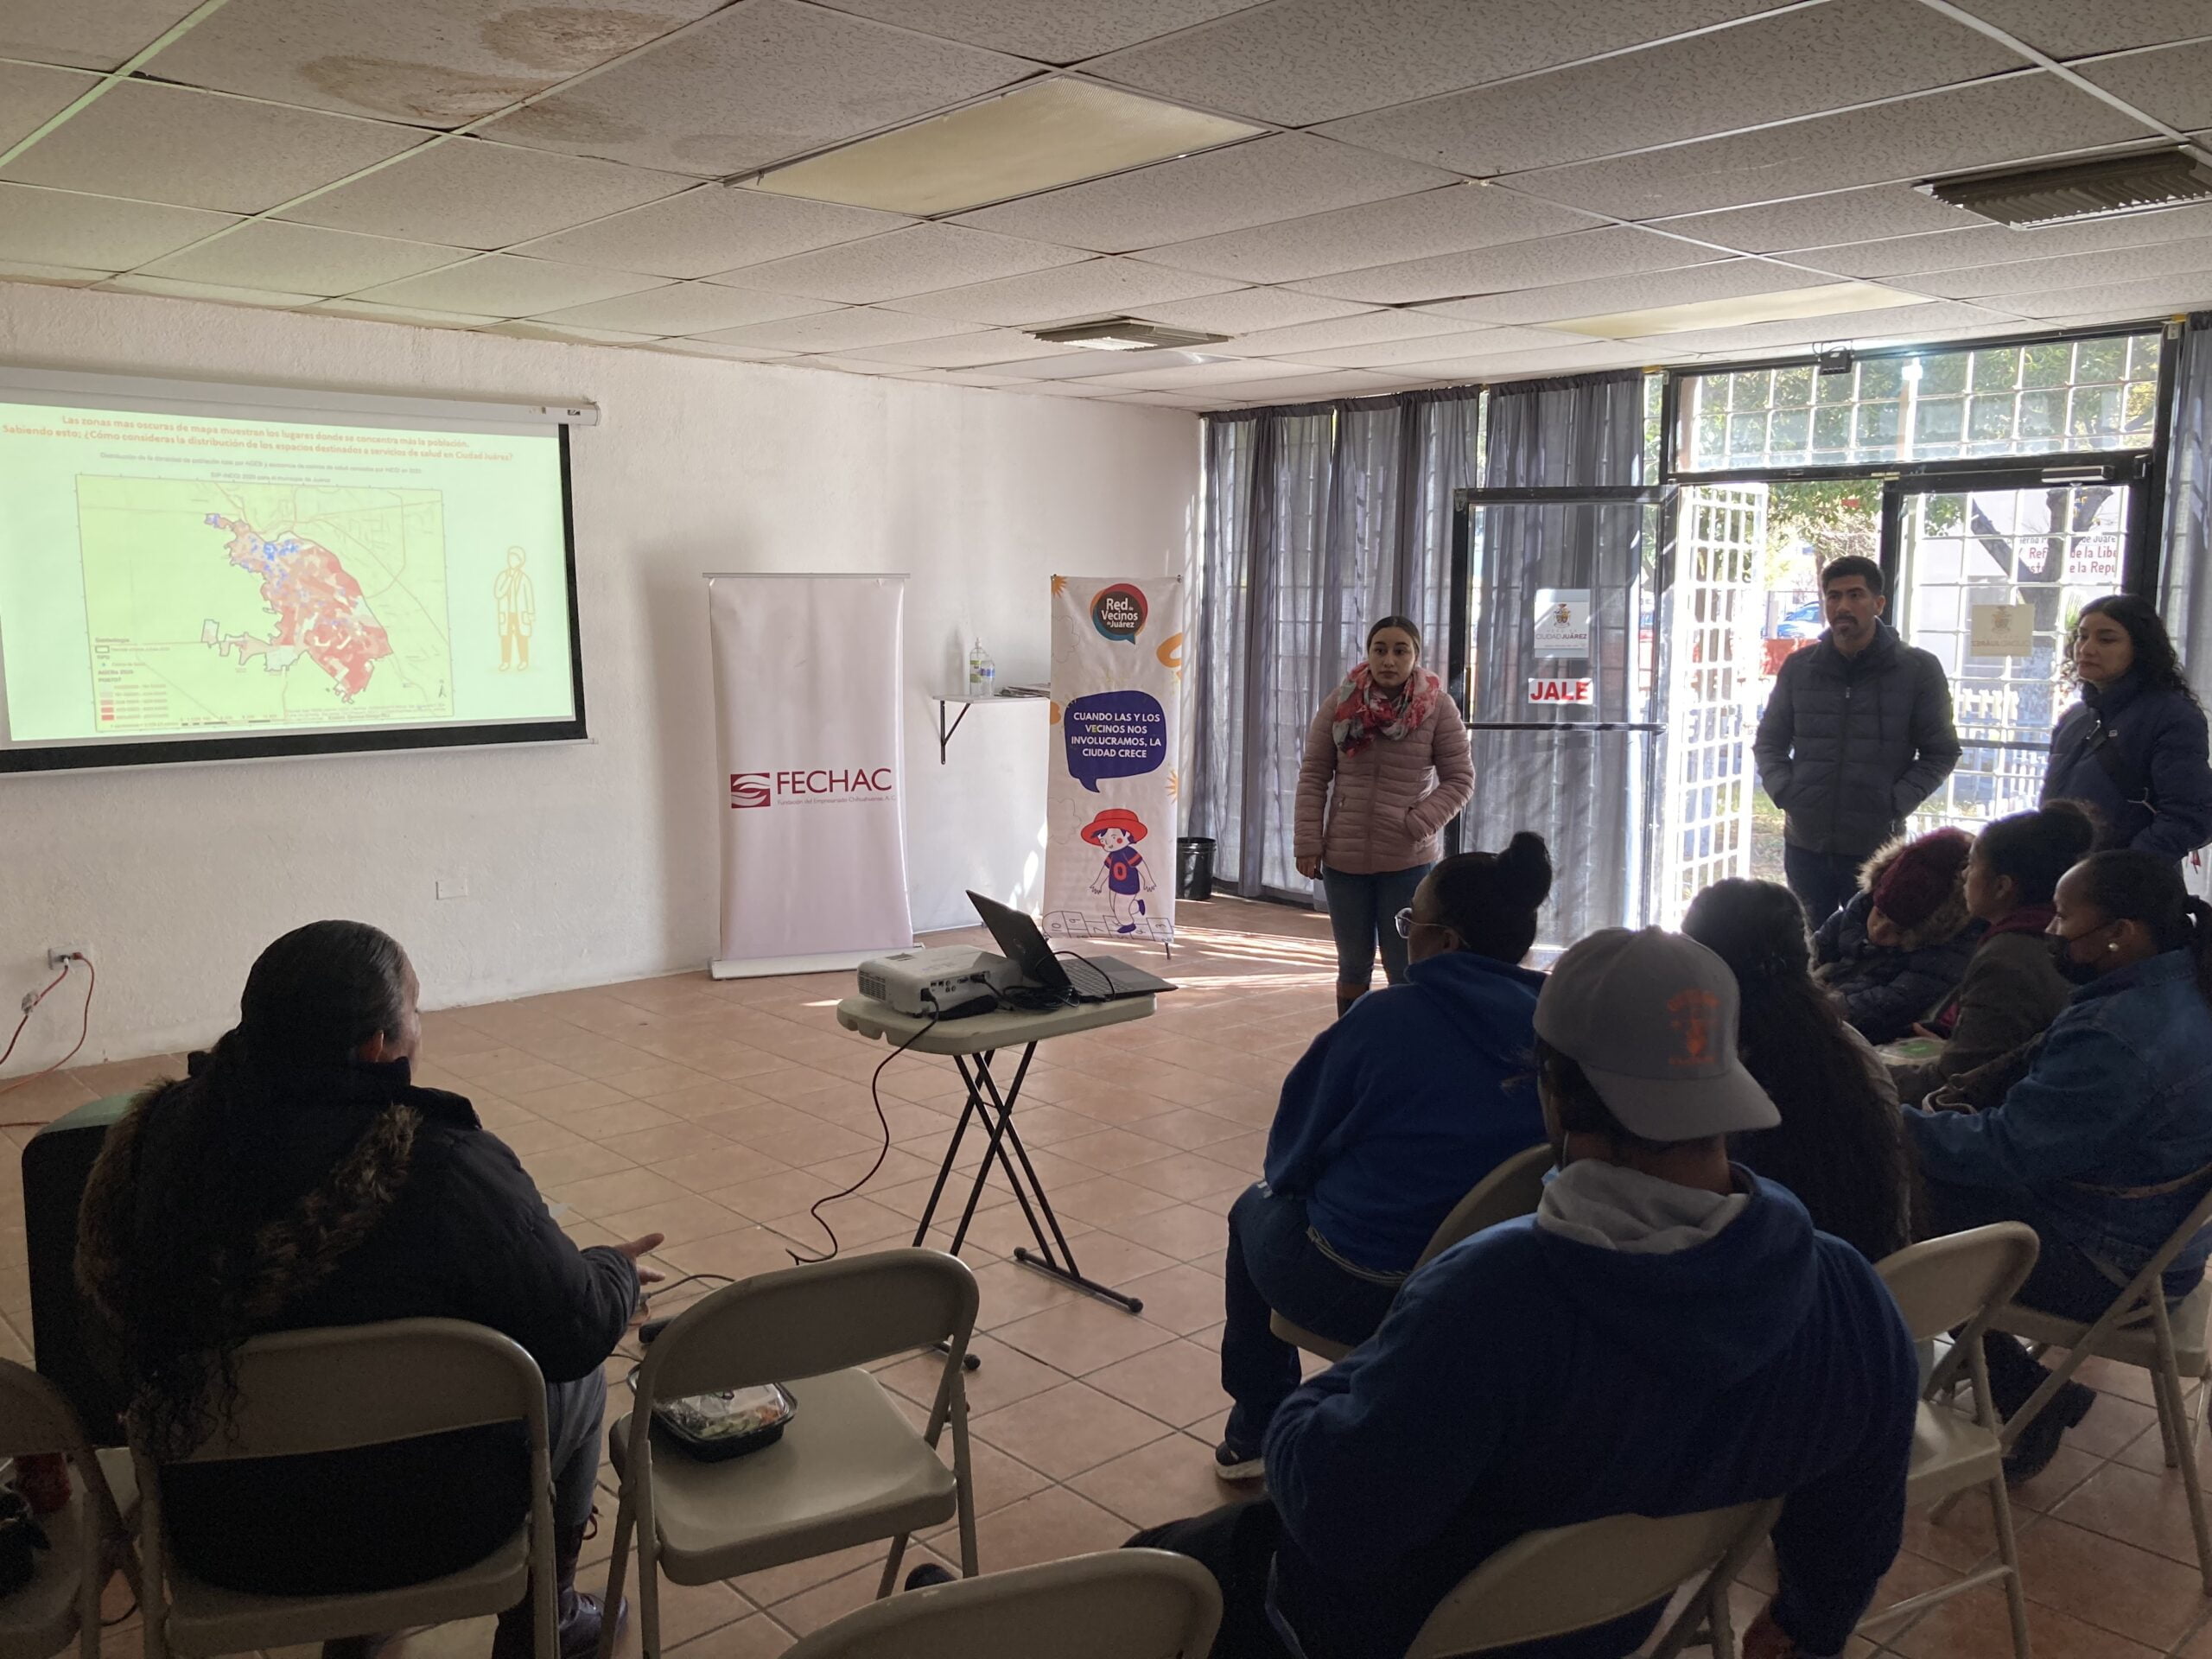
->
[[1755, 556, 1961, 924]]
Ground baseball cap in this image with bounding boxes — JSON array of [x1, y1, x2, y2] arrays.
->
[[1533, 927, 1779, 1141]]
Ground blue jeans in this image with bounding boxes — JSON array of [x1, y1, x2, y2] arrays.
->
[[1320, 864, 1431, 992], [1220, 1184, 1402, 1457]]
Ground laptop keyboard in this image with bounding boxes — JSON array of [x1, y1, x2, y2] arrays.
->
[[1063, 957, 1115, 998]]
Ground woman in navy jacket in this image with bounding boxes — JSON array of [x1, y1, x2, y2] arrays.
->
[[2043, 594, 2212, 861]]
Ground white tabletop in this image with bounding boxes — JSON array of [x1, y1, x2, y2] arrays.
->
[[836, 994, 1155, 1055]]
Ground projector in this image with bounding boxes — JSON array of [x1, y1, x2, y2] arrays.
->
[[856, 948, 1013, 1016]]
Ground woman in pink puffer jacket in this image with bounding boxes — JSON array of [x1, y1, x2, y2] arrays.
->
[[1295, 616, 1475, 1019]]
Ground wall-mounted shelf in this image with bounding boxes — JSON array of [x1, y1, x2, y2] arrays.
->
[[931, 691, 1045, 763]]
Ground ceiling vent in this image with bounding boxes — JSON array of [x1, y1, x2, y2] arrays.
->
[[1027, 318, 1230, 352], [1922, 147, 2212, 227]]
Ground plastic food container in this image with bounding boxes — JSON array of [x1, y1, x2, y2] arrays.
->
[[638, 1381, 798, 1462]]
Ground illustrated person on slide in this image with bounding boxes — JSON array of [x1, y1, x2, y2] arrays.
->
[[495, 545, 535, 671], [1085, 808, 1157, 934]]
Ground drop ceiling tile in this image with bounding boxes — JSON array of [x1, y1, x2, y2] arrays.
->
[[0, 182, 238, 268], [0, 80, 427, 214], [805, 0, 1263, 61], [1618, 299, 2012, 353], [1944, 0, 2212, 59], [1131, 184, 1605, 283], [1318, 0, 2024, 178], [136, 0, 724, 127], [987, 345, 1222, 379], [486, 321, 665, 345], [102, 273, 319, 308], [906, 368, 1027, 387], [277, 140, 696, 249], [1202, 308, 1469, 357], [1414, 257, 1845, 326], [0, 258, 108, 286], [840, 328, 1090, 368], [1287, 324, 1577, 367], [352, 253, 665, 315], [1984, 273, 2212, 318], [1196, 369, 1413, 403], [0, 63, 98, 149], [1079, 356, 1334, 390], [690, 308, 984, 353], [710, 223, 1084, 302], [880, 257, 1240, 324], [1509, 74, 2155, 221], [477, 0, 1033, 178], [1792, 204, 2212, 278], [533, 283, 839, 334], [1383, 340, 1655, 382], [1083, 0, 1796, 126], [139, 219, 466, 294], [0, 0, 202, 70], [2080, 41, 2212, 131], [642, 339, 799, 362], [308, 298, 503, 327], [1103, 389, 1218, 408], [1288, 225, 1726, 305], [1901, 232, 2212, 299], [1122, 288, 1370, 334], [1654, 184, 1986, 253], [514, 187, 908, 281], [953, 133, 1457, 254]]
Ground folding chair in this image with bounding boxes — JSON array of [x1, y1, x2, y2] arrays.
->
[[0, 1362, 138, 1659], [779, 1549, 1219, 1659], [1986, 1181, 2212, 1592], [1404, 1498, 1783, 1659], [1859, 1224, 2040, 1659], [599, 1249, 979, 1659], [1272, 1143, 1553, 1363], [133, 1319, 557, 1659]]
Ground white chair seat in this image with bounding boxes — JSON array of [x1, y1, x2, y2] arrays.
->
[[1904, 1400, 2003, 1509], [1997, 1278, 2212, 1375], [160, 1530, 531, 1656], [609, 1369, 957, 1583], [1267, 1314, 1349, 1363]]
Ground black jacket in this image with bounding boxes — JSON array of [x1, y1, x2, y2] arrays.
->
[[1754, 624, 1961, 857], [2044, 672, 2212, 861], [1814, 844, 1982, 1046]]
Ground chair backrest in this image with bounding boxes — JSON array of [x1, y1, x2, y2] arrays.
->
[[1875, 1224, 2040, 1348], [0, 1360, 95, 1465], [779, 1549, 1220, 1659], [1414, 1144, 1554, 1272], [2105, 1174, 2212, 1324], [1405, 1500, 1780, 1658], [148, 1318, 549, 1463], [641, 1249, 978, 1402]]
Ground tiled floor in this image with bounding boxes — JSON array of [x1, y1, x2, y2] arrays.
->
[[10, 894, 2212, 1657]]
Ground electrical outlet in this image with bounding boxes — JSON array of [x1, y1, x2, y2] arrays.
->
[[435, 877, 468, 901], [46, 946, 82, 969]]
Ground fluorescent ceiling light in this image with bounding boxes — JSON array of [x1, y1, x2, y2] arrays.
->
[[1925, 148, 2212, 227], [749, 79, 1262, 216], [1547, 282, 1926, 340], [1028, 318, 1230, 351]]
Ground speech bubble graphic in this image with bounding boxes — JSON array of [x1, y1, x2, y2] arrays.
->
[[1063, 690, 1166, 792]]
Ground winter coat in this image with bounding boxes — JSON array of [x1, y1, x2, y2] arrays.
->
[[2043, 672, 2212, 861], [1295, 681, 1474, 875], [1813, 842, 1981, 1045], [1890, 920, 2072, 1104], [1754, 622, 1961, 857]]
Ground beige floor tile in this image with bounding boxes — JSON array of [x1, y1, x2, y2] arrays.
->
[[973, 1379, 1171, 1480], [991, 1297, 1179, 1376], [520, 1140, 637, 1190], [1125, 1264, 1232, 1337], [2050, 1459, 2212, 1570], [1888, 1583, 2164, 1657], [1051, 1174, 1184, 1228], [1084, 1337, 1231, 1428], [1101, 1201, 1230, 1262], [955, 1484, 1136, 1573], [513, 1077, 632, 1117], [555, 1166, 696, 1220], [1067, 1430, 1230, 1529], [2011, 1517, 2209, 1649]]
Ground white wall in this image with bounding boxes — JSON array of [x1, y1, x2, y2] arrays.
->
[[0, 282, 1199, 1071]]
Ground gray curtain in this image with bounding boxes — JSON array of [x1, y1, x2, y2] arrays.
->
[[2161, 314, 2212, 693], [1460, 372, 1656, 943], [1187, 389, 1481, 899]]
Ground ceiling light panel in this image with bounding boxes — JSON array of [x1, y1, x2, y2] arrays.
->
[[751, 79, 1261, 217], [1548, 280, 1925, 338]]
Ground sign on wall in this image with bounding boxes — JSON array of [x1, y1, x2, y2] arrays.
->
[[1534, 588, 1592, 656], [1043, 575, 1184, 944], [1528, 677, 1594, 705]]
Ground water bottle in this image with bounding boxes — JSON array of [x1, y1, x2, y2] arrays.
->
[[977, 647, 996, 696], [967, 639, 985, 695]]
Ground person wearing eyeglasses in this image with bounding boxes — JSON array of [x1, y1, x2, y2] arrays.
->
[[1211, 835, 1552, 1484]]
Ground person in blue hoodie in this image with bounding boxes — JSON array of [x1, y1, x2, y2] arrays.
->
[[1211, 833, 1553, 1482], [1137, 929, 1919, 1659], [2042, 594, 2212, 862], [1908, 848, 2212, 1480]]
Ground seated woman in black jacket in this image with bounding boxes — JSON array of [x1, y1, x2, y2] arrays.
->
[[78, 921, 661, 1659], [1814, 827, 1981, 1045]]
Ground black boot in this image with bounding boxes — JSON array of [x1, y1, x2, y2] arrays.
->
[[493, 1523, 623, 1659], [1334, 988, 1363, 1020], [1983, 1332, 2095, 1484]]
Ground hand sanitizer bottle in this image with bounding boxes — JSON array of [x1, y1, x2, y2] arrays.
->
[[967, 639, 985, 694]]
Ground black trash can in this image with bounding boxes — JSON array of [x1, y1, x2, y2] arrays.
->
[[1176, 836, 1217, 901]]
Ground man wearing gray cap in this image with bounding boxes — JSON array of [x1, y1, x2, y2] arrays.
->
[[1129, 927, 1918, 1659]]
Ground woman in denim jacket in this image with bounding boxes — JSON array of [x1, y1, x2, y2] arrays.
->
[[1907, 849, 2212, 1480]]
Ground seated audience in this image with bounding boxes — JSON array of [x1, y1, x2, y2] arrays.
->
[[1213, 835, 1553, 1481], [77, 921, 659, 1659], [1813, 828, 1980, 1044], [1907, 850, 2212, 1480], [1889, 802, 2094, 1104], [1682, 878, 1911, 1261], [1142, 929, 1918, 1659]]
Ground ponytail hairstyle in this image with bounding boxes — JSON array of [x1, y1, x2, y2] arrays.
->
[[1427, 833, 1553, 964], [2071, 849, 2212, 1007], [76, 922, 420, 1459], [2073, 594, 2197, 703], [1681, 878, 1913, 1260], [1367, 614, 1422, 652], [1976, 799, 2099, 910]]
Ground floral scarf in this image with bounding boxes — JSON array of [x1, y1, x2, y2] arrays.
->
[[1331, 664, 1440, 760]]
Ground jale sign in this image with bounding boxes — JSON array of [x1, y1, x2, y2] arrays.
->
[[1528, 677, 1594, 705]]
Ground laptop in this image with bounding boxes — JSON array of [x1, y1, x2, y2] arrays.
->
[[967, 892, 1177, 1001]]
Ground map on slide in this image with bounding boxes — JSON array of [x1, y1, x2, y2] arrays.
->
[[77, 479, 452, 734]]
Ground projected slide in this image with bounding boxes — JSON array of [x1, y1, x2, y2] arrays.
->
[[0, 396, 579, 766]]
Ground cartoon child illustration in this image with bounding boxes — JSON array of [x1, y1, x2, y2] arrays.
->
[[494, 545, 535, 671], [1083, 807, 1157, 934]]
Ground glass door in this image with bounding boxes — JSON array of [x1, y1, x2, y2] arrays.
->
[[1884, 468, 2138, 834]]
